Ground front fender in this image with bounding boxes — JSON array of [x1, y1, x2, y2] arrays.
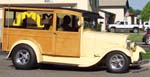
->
[[95, 48, 132, 58], [131, 45, 146, 63], [79, 48, 132, 67], [7, 40, 43, 63]]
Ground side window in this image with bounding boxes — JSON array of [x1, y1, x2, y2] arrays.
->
[[56, 14, 80, 32], [5, 9, 53, 30], [120, 22, 124, 25], [145, 23, 148, 25], [40, 12, 53, 30], [5, 11, 14, 27], [84, 18, 96, 30]]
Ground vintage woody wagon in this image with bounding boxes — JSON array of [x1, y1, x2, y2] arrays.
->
[[1, 6, 145, 73]]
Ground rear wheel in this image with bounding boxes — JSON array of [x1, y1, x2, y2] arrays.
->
[[133, 28, 139, 33], [110, 28, 116, 33], [106, 52, 130, 73], [12, 44, 37, 69]]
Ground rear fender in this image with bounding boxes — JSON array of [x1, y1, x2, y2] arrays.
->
[[7, 40, 42, 63]]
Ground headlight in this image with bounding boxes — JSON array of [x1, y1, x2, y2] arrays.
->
[[126, 39, 131, 50], [130, 42, 137, 51], [126, 39, 137, 51]]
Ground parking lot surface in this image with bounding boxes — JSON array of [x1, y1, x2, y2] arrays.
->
[[0, 51, 150, 77]]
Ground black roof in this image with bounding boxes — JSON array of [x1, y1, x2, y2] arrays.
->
[[56, 8, 103, 19], [0, 4, 103, 19]]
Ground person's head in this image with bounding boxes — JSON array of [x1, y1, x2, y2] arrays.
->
[[63, 15, 71, 24]]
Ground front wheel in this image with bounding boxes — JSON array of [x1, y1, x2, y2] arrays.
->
[[12, 44, 37, 69], [145, 37, 150, 45], [106, 52, 130, 73], [133, 28, 139, 33]]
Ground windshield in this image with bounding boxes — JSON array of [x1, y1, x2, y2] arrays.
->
[[84, 17, 101, 31]]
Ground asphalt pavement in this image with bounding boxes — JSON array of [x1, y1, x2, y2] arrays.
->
[[0, 42, 150, 77], [0, 51, 150, 77]]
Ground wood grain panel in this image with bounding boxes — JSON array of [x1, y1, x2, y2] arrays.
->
[[2, 28, 55, 55], [55, 32, 80, 57]]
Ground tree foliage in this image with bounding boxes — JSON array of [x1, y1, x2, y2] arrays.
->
[[129, 7, 134, 13], [134, 10, 141, 15], [141, 2, 150, 21], [129, 7, 141, 16]]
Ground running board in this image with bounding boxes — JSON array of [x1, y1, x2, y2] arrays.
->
[[41, 55, 100, 67]]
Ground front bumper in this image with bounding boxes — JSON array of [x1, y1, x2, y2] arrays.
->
[[131, 53, 143, 66], [132, 53, 150, 66], [131, 45, 146, 63]]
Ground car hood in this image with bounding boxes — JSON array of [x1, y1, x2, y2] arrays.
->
[[81, 31, 129, 57], [83, 31, 129, 46]]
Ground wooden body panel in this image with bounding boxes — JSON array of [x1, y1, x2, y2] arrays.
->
[[2, 28, 81, 57], [3, 28, 55, 55], [2, 7, 82, 57], [55, 32, 80, 57]]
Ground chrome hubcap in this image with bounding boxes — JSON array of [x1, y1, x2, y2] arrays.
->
[[146, 37, 150, 44], [133, 29, 138, 33], [15, 50, 30, 65], [111, 28, 115, 32], [110, 54, 125, 70]]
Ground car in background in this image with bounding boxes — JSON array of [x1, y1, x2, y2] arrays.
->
[[143, 28, 150, 45], [108, 21, 143, 33], [143, 21, 150, 31]]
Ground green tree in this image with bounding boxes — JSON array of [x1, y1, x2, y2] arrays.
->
[[134, 10, 141, 15], [141, 2, 150, 21], [129, 7, 141, 16], [129, 7, 134, 13]]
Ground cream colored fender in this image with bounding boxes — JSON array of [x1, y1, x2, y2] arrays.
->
[[95, 48, 132, 58], [7, 40, 42, 63], [132, 45, 146, 62], [79, 48, 132, 67]]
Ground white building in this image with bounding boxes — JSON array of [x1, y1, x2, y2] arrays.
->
[[0, 0, 100, 16], [99, 0, 129, 31]]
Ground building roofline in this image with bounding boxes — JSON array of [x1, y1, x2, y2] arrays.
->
[[99, 9, 115, 15], [0, 3, 77, 8], [99, 0, 129, 9]]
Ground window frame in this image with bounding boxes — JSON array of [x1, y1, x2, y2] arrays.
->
[[56, 13, 81, 32], [4, 8, 54, 30]]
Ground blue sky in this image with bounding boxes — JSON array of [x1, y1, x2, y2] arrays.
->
[[129, 0, 150, 10]]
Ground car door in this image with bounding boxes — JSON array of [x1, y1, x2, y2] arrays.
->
[[118, 21, 125, 29], [54, 11, 81, 57]]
